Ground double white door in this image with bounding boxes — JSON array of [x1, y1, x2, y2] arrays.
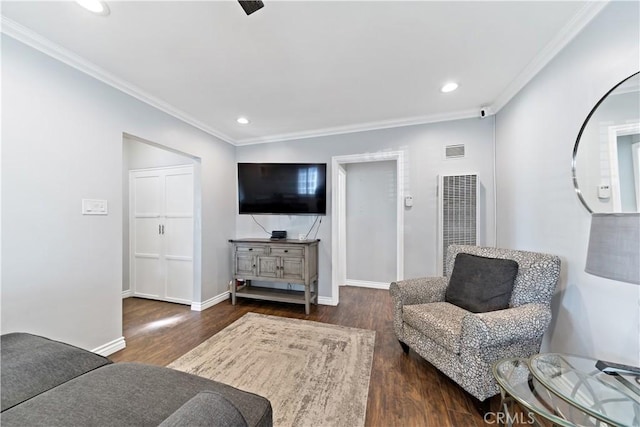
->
[[130, 165, 194, 304]]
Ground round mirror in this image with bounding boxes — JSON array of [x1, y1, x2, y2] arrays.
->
[[573, 72, 640, 213]]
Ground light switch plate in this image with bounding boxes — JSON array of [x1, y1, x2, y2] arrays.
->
[[82, 199, 108, 215]]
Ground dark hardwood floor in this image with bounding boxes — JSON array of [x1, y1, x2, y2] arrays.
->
[[111, 286, 506, 426]]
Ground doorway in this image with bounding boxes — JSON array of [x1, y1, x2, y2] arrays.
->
[[331, 151, 405, 305], [122, 134, 201, 307]]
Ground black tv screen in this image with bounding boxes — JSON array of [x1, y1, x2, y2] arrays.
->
[[238, 163, 327, 215]]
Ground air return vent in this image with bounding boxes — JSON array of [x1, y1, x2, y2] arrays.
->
[[445, 144, 465, 159], [437, 174, 479, 274]]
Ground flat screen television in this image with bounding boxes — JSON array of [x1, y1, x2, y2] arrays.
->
[[238, 163, 327, 215]]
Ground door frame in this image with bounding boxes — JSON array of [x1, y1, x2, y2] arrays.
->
[[330, 151, 405, 306], [608, 122, 640, 211]]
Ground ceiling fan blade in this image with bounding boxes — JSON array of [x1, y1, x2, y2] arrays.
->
[[238, 0, 264, 16]]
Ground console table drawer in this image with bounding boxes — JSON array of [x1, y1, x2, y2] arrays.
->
[[235, 245, 268, 254], [270, 247, 304, 257]]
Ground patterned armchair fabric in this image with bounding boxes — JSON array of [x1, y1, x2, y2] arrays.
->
[[389, 245, 561, 402]]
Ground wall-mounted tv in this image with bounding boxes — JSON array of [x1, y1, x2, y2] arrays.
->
[[238, 163, 327, 215]]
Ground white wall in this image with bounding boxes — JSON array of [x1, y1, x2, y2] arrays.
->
[[345, 161, 397, 283], [236, 116, 497, 300], [1, 35, 236, 352], [495, 2, 640, 364]]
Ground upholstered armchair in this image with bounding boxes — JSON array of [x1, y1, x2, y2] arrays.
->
[[389, 245, 561, 404]]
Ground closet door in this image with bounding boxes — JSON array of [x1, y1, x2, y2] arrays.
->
[[163, 167, 193, 302], [130, 166, 193, 304], [130, 171, 163, 299]]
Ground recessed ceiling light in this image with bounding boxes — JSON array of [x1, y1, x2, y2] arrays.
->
[[441, 82, 459, 93], [237, 117, 250, 125], [76, 0, 110, 16]]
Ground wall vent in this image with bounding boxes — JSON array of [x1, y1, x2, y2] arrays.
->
[[437, 174, 479, 275], [445, 144, 465, 159]]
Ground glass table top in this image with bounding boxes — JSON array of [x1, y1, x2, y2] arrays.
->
[[493, 358, 577, 427], [529, 353, 640, 427]]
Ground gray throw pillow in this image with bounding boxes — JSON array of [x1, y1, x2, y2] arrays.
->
[[445, 253, 518, 313]]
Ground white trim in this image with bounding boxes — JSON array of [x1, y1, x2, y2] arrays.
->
[[345, 279, 390, 290], [122, 289, 132, 298], [633, 142, 640, 211], [331, 151, 405, 307], [491, 1, 609, 113], [336, 166, 347, 289], [608, 123, 640, 212], [91, 336, 126, 357], [126, 164, 195, 174], [0, 17, 234, 145], [191, 291, 230, 311], [234, 109, 479, 146], [318, 296, 338, 306]]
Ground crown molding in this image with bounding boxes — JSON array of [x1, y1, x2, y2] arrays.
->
[[1, 16, 235, 145], [234, 108, 483, 146], [2, 14, 481, 147], [2, 1, 607, 147], [491, 1, 609, 113]]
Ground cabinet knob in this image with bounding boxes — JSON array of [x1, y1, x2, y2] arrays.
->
[[249, 248, 253, 251], [284, 249, 288, 253]]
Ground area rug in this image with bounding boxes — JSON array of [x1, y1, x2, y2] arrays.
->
[[167, 312, 376, 427]]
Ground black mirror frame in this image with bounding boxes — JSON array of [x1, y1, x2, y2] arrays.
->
[[572, 71, 640, 214]]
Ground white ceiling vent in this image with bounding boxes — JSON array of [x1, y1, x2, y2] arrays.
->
[[445, 144, 465, 159]]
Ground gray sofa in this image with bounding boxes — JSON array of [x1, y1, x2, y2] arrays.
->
[[1, 332, 272, 427]]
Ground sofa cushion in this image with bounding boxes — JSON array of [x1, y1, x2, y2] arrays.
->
[[0, 362, 272, 427], [1, 332, 112, 412], [402, 302, 468, 354], [445, 253, 518, 313], [160, 391, 249, 427]]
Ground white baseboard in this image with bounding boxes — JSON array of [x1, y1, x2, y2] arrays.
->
[[345, 279, 390, 290], [122, 289, 132, 298], [191, 291, 230, 311], [91, 336, 126, 356], [318, 296, 338, 306]]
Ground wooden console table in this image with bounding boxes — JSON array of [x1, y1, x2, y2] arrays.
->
[[229, 238, 319, 314]]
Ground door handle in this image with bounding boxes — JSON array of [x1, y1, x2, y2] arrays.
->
[[159, 224, 162, 235], [161, 224, 165, 235]]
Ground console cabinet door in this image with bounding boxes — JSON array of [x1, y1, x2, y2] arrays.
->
[[235, 253, 255, 277], [281, 257, 305, 281], [256, 256, 280, 278]]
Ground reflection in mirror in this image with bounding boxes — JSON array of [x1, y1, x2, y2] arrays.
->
[[573, 72, 640, 213]]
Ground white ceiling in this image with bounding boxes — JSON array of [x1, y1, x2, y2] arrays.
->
[[1, 1, 605, 145]]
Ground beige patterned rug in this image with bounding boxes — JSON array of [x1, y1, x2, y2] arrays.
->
[[167, 312, 376, 427]]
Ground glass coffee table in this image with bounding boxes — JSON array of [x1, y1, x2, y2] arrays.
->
[[493, 354, 640, 427]]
